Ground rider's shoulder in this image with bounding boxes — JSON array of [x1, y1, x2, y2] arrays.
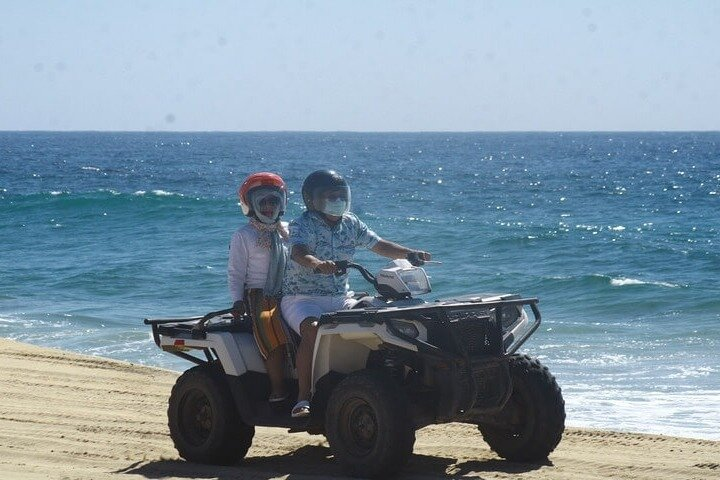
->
[[340, 211, 361, 223], [344, 212, 369, 228], [232, 223, 254, 237]]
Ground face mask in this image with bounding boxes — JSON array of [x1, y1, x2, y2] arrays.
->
[[251, 190, 284, 224], [322, 199, 347, 217], [255, 208, 280, 224]]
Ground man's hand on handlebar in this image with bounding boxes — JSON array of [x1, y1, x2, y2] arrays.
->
[[312, 260, 337, 275], [407, 250, 432, 266]]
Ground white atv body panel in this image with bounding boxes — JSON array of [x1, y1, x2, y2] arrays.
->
[[310, 316, 428, 394], [309, 300, 530, 394], [155, 293, 531, 394], [159, 331, 266, 376]]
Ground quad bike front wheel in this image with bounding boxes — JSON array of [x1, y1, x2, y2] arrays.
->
[[325, 370, 416, 478], [168, 364, 254, 465], [478, 354, 565, 462]]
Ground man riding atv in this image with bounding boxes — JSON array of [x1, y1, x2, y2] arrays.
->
[[281, 169, 431, 418]]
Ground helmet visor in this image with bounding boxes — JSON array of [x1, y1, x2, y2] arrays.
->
[[249, 187, 286, 224], [313, 186, 351, 217]]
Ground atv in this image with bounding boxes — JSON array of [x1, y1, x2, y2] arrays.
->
[[145, 258, 565, 478]]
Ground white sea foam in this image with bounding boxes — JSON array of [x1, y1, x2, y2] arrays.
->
[[610, 277, 679, 288], [152, 190, 183, 197], [0, 314, 69, 332], [133, 190, 181, 196], [667, 366, 715, 379], [565, 387, 720, 440], [81, 166, 101, 172], [576, 353, 630, 366], [0, 316, 15, 328]]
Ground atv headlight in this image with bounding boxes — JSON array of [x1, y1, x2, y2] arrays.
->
[[387, 319, 420, 338], [501, 306, 521, 329]]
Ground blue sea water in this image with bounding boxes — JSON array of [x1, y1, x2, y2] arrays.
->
[[1, 131, 718, 440]]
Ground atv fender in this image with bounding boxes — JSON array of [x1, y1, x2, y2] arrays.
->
[[311, 322, 420, 395]]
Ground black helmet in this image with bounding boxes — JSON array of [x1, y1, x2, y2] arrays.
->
[[301, 169, 352, 215]]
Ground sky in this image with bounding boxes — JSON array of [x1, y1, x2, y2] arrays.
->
[[1, 1, 719, 132]]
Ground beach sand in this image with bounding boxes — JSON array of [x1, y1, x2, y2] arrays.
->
[[1, 338, 718, 480]]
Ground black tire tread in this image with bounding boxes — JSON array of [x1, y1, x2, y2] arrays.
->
[[479, 354, 565, 461], [168, 364, 254, 465], [325, 370, 415, 478]]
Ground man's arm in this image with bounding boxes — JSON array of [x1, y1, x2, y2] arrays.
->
[[291, 244, 337, 274], [370, 239, 431, 261]]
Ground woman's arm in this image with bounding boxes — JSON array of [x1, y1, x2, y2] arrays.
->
[[228, 231, 249, 302]]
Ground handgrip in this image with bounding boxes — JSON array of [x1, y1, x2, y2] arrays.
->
[[313, 260, 349, 275], [407, 251, 425, 266]]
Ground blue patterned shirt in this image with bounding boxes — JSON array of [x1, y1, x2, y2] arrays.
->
[[283, 211, 380, 295]]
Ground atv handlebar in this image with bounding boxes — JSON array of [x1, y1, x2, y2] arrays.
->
[[312, 260, 378, 286], [314, 250, 430, 281], [334, 260, 378, 287]]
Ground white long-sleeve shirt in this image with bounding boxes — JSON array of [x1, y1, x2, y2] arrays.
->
[[227, 222, 287, 302]]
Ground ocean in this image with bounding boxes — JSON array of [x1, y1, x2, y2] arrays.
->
[[1, 131, 718, 440]]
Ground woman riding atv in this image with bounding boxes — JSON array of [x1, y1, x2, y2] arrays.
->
[[228, 172, 290, 403]]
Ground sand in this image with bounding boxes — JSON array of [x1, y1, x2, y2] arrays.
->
[[0, 337, 718, 480]]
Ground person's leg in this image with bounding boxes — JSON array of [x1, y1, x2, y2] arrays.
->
[[265, 346, 287, 400], [280, 295, 323, 417], [291, 296, 353, 410], [247, 290, 289, 401], [295, 317, 319, 403]]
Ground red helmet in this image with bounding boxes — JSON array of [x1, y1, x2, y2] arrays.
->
[[238, 172, 287, 218]]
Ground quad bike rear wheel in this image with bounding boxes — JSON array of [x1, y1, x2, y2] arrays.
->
[[478, 354, 565, 461], [325, 370, 415, 478], [168, 364, 254, 465]]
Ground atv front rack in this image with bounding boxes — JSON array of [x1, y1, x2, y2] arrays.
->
[[319, 296, 542, 417], [318, 297, 541, 358]]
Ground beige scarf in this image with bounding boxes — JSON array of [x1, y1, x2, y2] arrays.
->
[[249, 218, 289, 298], [250, 218, 288, 249]]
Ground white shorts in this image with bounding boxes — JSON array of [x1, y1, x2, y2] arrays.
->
[[281, 294, 358, 334]]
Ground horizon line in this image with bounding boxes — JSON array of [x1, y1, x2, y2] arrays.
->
[[2, 129, 720, 134]]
